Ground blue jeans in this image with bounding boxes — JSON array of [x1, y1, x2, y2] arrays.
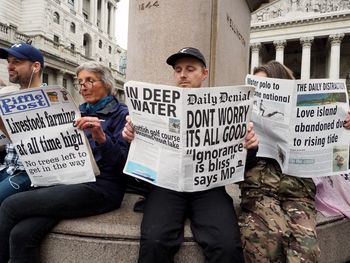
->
[[0, 169, 31, 204], [0, 183, 124, 263]]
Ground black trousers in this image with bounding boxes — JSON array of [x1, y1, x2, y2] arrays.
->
[[139, 186, 244, 263], [0, 184, 124, 263]]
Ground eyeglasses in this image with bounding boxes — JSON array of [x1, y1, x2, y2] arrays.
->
[[74, 79, 102, 89]]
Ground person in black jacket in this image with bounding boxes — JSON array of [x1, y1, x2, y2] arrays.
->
[[123, 47, 259, 263], [0, 61, 129, 263]]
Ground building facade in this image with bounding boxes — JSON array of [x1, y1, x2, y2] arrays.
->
[[0, 0, 126, 103], [249, 0, 350, 90]]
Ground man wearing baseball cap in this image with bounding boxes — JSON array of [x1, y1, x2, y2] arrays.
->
[[0, 43, 44, 204], [0, 43, 44, 89], [123, 47, 259, 263]]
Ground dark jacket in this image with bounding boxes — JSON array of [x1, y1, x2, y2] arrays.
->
[[80, 97, 129, 202]]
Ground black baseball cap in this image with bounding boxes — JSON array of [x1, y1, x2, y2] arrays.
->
[[0, 43, 44, 68], [166, 47, 206, 68]]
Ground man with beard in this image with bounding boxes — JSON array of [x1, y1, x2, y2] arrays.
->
[[0, 43, 44, 203]]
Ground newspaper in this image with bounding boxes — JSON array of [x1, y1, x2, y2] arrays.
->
[[246, 75, 350, 178], [0, 86, 98, 186], [123, 81, 254, 192]]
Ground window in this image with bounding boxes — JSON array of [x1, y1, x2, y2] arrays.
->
[[53, 35, 60, 47], [70, 22, 76, 33], [53, 12, 60, 24], [68, 0, 75, 7], [70, 43, 75, 51], [83, 12, 88, 20], [99, 40, 103, 49], [109, 62, 112, 68], [43, 73, 49, 85], [108, 46, 112, 54], [99, 57, 102, 62], [63, 78, 67, 88]]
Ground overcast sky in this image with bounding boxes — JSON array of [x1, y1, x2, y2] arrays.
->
[[115, 0, 129, 49]]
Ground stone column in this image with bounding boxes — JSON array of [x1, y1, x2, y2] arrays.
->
[[250, 42, 261, 74], [91, 0, 98, 25], [89, 0, 94, 23], [73, 0, 78, 12], [329, 33, 344, 79], [101, 0, 108, 33], [127, 0, 255, 86], [56, 70, 64, 86], [300, 36, 313, 79], [77, 0, 83, 16], [110, 6, 116, 38], [274, 40, 286, 64]]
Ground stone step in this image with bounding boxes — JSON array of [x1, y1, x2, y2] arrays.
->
[[40, 193, 204, 263], [40, 185, 350, 263]]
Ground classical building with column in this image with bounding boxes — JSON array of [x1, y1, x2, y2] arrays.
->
[[0, 0, 126, 103], [250, 0, 350, 90]]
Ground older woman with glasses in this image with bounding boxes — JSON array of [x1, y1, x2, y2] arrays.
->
[[0, 61, 129, 262]]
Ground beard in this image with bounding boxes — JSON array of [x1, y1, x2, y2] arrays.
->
[[8, 70, 32, 87], [9, 75, 20, 84]]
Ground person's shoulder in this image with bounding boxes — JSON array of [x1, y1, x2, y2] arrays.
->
[[79, 102, 88, 112], [119, 102, 128, 112], [112, 98, 128, 113], [0, 86, 20, 94]]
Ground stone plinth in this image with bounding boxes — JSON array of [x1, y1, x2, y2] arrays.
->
[[40, 185, 350, 263], [317, 214, 350, 263], [39, 185, 241, 262], [39, 193, 203, 263], [127, 0, 255, 87]]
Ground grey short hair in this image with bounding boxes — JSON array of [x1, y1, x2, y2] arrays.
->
[[76, 61, 114, 95]]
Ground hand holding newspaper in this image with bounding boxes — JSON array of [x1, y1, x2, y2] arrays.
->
[[246, 75, 350, 177], [0, 86, 98, 186], [123, 81, 255, 192]]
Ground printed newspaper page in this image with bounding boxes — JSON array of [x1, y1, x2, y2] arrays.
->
[[123, 81, 254, 192], [0, 86, 97, 186], [246, 75, 350, 178]]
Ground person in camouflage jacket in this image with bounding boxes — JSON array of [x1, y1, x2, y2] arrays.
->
[[239, 61, 320, 263]]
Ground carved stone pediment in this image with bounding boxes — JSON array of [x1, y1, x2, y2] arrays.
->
[[252, 0, 350, 24]]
